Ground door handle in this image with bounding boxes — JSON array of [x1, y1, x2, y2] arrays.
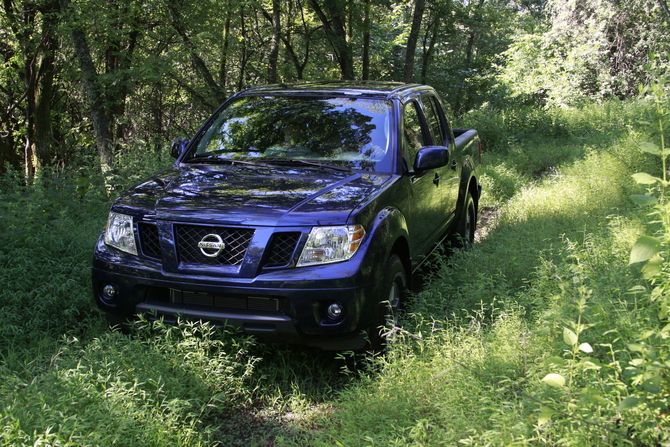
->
[[451, 161, 458, 171], [433, 173, 440, 185]]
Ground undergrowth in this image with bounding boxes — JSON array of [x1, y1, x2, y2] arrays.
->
[[1, 98, 667, 445]]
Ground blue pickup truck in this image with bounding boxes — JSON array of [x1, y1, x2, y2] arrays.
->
[[92, 82, 481, 351]]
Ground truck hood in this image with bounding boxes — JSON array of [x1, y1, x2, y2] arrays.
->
[[113, 164, 391, 226]]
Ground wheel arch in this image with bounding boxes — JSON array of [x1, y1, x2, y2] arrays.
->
[[362, 206, 412, 290], [388, 236, 412, 290]]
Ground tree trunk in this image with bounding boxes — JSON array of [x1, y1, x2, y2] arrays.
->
[[237, 4, 249, 91], [7, 0, 60, 177], [60, 0, 114, 175], [453, 0, 484, 114], [219, 12, 231, 92], [267, 0, 281, 83], [34, 0, 60, 167], [104, 0, 141, 151], [167, 2, 226, 104], [658, 0, 670, 26], [308, 0, 354, 80], [403, 0, 425, 83], [420, 16, 439, 84], [362, 0, 371, 80]]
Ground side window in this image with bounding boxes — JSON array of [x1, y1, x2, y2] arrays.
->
[[423, 96, 446, 146], [403, 101, 426, 169]]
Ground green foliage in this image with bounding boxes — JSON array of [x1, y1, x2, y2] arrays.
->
[[284, 100, 670, 446], [0, 320, 259, 446], [497, 0, 670, 107], [4, 98, 670, 445]]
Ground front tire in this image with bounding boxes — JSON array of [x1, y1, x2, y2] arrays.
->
[[368, 254, 407, 351]]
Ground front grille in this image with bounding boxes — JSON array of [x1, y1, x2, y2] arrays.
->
[[138, 222, 161, 259], [170, 289, 280, 312], [175, 225, 254, 266], [264, 232, 301, 267]]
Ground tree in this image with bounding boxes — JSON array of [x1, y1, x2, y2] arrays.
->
[[402, 0, 425, 83], [2, 0, 61, 177], [60, 0, 114, 174], [308, 0, 354, 79], [267, 0, 281, 83], [499, 0, 670, 106]]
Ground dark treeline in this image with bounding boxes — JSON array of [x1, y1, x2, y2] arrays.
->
[[1, 0, 669, 178]]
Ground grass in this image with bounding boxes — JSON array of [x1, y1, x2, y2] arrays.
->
[[0, 98, 667, 445]]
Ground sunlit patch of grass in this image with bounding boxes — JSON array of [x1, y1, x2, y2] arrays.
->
[[0, 321, 259, 446], [504, 149, 632, 224], [287, 310, 537, 446]]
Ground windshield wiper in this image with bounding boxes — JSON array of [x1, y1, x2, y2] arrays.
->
[[264, 159, 352, 172], [186, 155, 271, 168]]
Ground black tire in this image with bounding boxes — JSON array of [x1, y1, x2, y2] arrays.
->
[[368, 254, 407, 351], [454, 191, 477, 250]]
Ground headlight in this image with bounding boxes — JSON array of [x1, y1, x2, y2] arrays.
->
[[104, 212, 138, 255], [297, 225, 365, 267]]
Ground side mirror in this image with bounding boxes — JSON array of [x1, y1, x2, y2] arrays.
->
[[414, 146, 449, 171], [170, 138, 190, 159]]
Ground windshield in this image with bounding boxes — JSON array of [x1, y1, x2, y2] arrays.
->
[[189, 96, 394, 172]]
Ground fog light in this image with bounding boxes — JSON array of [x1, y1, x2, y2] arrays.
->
[[326, 302, 344, 321], [102, 284, 117, 299]]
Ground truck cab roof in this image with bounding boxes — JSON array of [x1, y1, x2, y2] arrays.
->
[[235, 81, 435, 102]]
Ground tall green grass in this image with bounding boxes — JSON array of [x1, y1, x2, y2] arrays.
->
[[0, 99, 666, 446], [293, 100, 667, 445]]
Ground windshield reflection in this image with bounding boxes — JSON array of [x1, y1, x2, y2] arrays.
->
[[190, 96, 393, 172]]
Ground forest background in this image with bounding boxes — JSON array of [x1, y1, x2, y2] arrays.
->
[[3, 0, 670, 445], [2, 0, 665, 178]]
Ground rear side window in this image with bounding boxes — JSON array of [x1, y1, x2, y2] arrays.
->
[[423, 96, 445, 146]]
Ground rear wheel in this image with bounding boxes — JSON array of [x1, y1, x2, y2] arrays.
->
[[368, 254, 407, 351], [454, 191, 477, 250]]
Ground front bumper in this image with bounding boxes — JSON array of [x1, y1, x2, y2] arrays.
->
[[92, 256, 376, 351]]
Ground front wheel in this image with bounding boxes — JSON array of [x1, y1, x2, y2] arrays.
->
[[368, 254, 407, 351]]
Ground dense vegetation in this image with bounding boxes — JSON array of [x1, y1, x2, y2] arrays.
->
[[3, 0, 670, 178], [1, 95, 669, 445], [4, 0, 670, 445]]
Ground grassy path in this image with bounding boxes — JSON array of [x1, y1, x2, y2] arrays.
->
[[0, 101, 667, 445]]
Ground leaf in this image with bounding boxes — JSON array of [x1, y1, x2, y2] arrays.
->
[[640, 141, 661, 155], [580, 388, 609, 407], [578, 343, 593, 353], [644, 376, 662, 394], [538, 406, 557, 426], [542, 373, 566, 388], [579, 357, 602, 370], [618, 396, 640, 412], [630, 194, 657, 207], [632, 172, 661, 185], [563, 327, 578, 346], [544, 356, 566, 367], [629, 236, 662, 265], [643, 254, 664, 279]]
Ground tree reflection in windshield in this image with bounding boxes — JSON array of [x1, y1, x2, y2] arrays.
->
[[193, 96, 393, 172]]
